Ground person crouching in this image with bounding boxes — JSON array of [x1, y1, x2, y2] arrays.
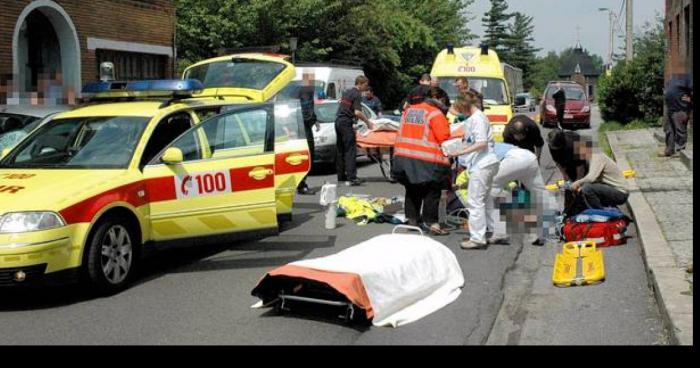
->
[[391, 85, 452, 236], [447, 93, 500, 249]]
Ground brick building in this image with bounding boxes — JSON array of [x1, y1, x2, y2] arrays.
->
[[0, 0, 175, 103], [664, 0, 693, 138], [558, 42, 601, 101]]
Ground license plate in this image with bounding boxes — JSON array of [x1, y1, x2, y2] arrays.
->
[[564, 114, 574, 119]]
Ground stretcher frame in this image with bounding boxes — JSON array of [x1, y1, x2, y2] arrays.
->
[[270, 226, 425, 323]]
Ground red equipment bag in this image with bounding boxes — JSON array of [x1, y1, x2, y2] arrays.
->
[[562, 218, 630, 247]]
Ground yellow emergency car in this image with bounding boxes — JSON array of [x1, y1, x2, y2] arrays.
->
[[0, 77, 310, 292], [430, 45, 514, 141], [183, 53, 307, 217]]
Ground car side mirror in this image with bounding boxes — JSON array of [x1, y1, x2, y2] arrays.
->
[[161, 147, 184, 165], [1, 148, 10, 159]]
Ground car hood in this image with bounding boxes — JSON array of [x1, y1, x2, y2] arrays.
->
[[0, 169, 137, 214]]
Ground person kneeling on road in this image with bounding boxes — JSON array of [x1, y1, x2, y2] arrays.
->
[[447, 92, 500, 250], [569, 137, 629, 216], [487, 142, 558, 246]]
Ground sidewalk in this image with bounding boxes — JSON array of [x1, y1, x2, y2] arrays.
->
[[607, 129, 693, 345]]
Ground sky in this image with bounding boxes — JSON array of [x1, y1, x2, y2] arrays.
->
[[467, 0, 665, 59]]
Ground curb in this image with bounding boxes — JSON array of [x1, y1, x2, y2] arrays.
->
[[607, 131, 693, 346]]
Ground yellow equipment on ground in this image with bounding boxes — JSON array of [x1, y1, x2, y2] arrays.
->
[[545, 170, 637, 191], [552, 241, 606, 287]]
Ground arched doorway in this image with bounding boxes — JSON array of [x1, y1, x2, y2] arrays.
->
[[12, 0, 81, 99]]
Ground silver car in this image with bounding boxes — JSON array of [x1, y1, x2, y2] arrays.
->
[[514, 93, 537, 112], [0, 105, 72, 152]]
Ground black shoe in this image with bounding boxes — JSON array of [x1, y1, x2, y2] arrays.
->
[[532, 238, 545, 246], [297, 186, 317, 195], [345, 179, 363, 187]]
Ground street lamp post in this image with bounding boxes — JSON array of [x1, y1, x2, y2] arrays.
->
[[598, 7, 615, 71], [289, 37, 298, 64]]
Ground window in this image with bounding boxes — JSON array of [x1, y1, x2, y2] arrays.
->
[[158, 107, 272, 164], [140, 113, 194, 167], [184, 59, 286, 90], [96, 49, 167, 80], [327, 83, 337, 99]]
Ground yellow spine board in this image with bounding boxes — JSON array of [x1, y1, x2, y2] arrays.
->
[[552, 241, 605, 287]]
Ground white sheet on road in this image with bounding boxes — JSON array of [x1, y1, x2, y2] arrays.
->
[[291, 234, 465, 327]]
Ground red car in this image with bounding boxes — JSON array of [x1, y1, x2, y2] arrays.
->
[[540, 81, 591, 129]]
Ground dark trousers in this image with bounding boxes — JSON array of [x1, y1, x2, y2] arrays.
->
[[556, 107, 565, 129], [335, 121, 357, 181], [299, 122, 315, 189], [570, 183, 629, 217], [404, 182, 442, 225], [665, 111, 690, 155]]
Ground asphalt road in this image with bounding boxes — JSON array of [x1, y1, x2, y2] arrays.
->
[[0, 107, 668, 345]]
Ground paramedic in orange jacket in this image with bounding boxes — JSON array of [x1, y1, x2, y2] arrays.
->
[[391, 85, 452, 236]]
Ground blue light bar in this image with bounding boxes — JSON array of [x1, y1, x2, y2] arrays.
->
[[82, 81, 128, 94], [126, 79, 204, 93]]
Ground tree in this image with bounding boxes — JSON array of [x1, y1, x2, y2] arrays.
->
[[504, 12, 540, 85], [598, 17, 666, 124], [481, 0, 513, 60], [527, 51, 560, 99], [175, 0, 476, 108]]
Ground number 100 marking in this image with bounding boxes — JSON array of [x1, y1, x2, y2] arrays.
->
[[195, 172, 227, 194]]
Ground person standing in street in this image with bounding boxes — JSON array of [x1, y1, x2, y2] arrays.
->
[[335, 75, 374, 186], [362, 87, 382, 116], [296, 72, 321, 195], [660, 80, 693, 157], [552, 83, 567, 130], [447, 92, 500, 249], [503, 115, 545, 161], [391, 85, 452, 236]]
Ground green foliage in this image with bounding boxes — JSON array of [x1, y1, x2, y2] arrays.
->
[[527, 51, 560, 96], [481, 0, 513, 61], [598, 17, 665, 124], [504, 12, 540, 81], [175, 0, 475, 108]]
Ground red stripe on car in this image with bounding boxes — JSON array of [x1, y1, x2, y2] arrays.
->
[[230, 165, 275, 192], [487, 115, 508, 123], [59, 181, 150, 225], [275, 151, 311, 175]]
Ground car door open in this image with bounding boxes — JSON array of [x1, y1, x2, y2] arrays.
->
[[142, 104, 277, 242]]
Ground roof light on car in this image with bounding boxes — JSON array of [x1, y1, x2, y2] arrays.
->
[[81, 79, 204, 102], [125, 79, 204, 96]]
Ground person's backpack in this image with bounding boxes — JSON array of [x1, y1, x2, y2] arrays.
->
[[563, 208, 632, 247]]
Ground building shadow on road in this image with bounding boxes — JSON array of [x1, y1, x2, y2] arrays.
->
[[0, 231, 337, 311]]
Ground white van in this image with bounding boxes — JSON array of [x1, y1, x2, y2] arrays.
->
[[291, 64, 365, 100]]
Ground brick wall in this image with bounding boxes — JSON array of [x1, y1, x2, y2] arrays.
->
[[0, 0, 175, 87]]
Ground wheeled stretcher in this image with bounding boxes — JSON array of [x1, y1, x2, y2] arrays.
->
[[251, 226, 465, 327]]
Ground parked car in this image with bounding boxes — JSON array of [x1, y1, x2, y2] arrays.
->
[[0, 105, 72, 152], [539, 81, 591, 129], [312, 100, 378, 163], [514, 92, 536, 112]]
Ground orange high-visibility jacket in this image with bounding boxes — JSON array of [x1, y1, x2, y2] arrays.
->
[[394, 102, 451, 166]]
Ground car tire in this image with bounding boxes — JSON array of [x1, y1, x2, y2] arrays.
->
[[84, 215, 139, 294]]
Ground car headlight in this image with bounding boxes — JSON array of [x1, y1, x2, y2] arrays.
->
[[581, 106, 590, 113], [0, 212, 65, 233], [546, 105, 556, 113]]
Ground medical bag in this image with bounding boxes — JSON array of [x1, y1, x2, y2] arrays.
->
[[562, 215, 631, 247]]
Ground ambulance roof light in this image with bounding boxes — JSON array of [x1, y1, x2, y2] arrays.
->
[[125, 79, 204, 95]]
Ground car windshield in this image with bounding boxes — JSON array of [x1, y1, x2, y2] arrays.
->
[[0, 116, 150, 169], [184, 59, 287, 90], [276, 80, 327, 100], [438, 77, 509, 105], [315, 103, 340, 123], [547, 86, 586, 100]]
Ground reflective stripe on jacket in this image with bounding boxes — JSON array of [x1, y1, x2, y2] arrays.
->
[[394, 103, 451, 166]]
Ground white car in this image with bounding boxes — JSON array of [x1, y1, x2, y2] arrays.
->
[[312, 100, 378, 164], [514, 93, 537, 112]]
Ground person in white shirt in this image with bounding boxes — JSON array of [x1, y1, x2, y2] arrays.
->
[[488, 143, 558, 246], [447, 92, 500, 249]]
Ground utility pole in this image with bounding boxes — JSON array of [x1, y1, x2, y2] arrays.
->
[[626, 0, 634, 61], [599, 7, 615, 71]]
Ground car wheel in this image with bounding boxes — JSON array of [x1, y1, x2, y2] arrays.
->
[[85, 216, 138, 294]]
